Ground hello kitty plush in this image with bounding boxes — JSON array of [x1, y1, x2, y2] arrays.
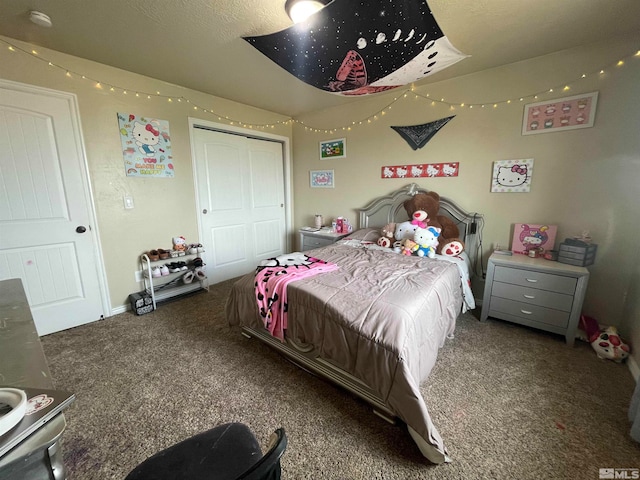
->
[[414, 226, 441, 258], [173, 236, 187, 252]]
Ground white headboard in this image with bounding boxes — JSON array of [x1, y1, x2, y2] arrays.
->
[[358, 183, 484, 273]]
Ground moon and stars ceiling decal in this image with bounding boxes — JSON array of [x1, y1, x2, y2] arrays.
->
[[391, 115, 455, 150], [243, 0, 468, 96]]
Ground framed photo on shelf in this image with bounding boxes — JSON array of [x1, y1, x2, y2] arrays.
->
[[319, 138, 346, 159], [511, 223, 558, 254], [522, 92, 598, 135], [310, 169, 335, 188]]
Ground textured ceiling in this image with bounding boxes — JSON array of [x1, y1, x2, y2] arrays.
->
[[1, 0, 640, 117]]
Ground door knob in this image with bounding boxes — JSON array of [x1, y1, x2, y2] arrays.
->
[[76, 226, 87, 233], [202, 209, 208, 214]]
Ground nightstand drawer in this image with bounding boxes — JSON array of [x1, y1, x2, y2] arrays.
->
[[489, 297, 570, 328], [494, 266, 577, 295], [303, 237, 334, 250], [491, 282, 574, 312]]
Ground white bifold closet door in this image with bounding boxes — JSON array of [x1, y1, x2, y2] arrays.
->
[[192, 127, 286, 284]]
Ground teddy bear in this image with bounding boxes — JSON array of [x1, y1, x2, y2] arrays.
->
[[410, 210, 429, 229], [377, 222, 396, 248], [414, 226, 441, 258], [403, 192, 464, 256]]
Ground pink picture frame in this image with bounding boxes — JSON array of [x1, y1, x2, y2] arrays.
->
[[511, 224, 558, 254], [522, 92, 598, 135]]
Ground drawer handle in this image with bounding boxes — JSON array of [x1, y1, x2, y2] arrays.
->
[[523, 294, 535, 299], [520, 309, 533, 315], [525, 278, 538, 283]]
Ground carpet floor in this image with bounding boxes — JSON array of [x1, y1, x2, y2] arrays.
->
[[41, 278, 640, 479]]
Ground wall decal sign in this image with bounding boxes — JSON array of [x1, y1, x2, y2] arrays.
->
[[310, 170, 335, 188], [381, 162, 459, 179], [320, 138, 346, 159], [117, 113, 174, 177], [522, 92, 598, 135], [244, 0, 467, 96], [491, 159, 534, 193], [391, 116, 455, 150]]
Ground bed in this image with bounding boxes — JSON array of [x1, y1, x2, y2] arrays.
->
[[225, 183, 484, 463]]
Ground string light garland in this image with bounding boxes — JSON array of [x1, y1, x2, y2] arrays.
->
[[2, 37, 638, 134]]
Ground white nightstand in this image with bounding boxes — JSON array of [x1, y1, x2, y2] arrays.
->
[[299, 227, 350, 251], [480, 252, 590, 346]]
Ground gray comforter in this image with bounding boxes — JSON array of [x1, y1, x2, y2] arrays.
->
[[226, 242, 463, 462]]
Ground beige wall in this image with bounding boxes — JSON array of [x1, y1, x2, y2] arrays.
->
[[0, 35, 292, 310], [2, 33, 639, 368], [291, 34, 640, 361]]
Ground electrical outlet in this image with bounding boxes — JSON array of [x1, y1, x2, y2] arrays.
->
[[134, 270, 143, 282]]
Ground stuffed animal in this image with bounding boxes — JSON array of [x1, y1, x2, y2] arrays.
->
[[394, 220, 420, 242], [414, 226, 441, 258], [377, 237, 392, 248], [377, 222, 396, 248], [173, 236, 187, 251], [400, 238, 418, 256], [579, 315, 630, 362], [403, 192, 464, 256], [410, 210, 429, 229]]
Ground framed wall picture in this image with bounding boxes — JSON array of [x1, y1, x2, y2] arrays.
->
[[491, 158, 534, 193], [319, 138, 346, 159], [522, 92, 598, 135], [310, 170, 335, 188], [117, 113, 174, 177]]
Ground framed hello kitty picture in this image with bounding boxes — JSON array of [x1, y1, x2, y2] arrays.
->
[[522, 92, 598, 135], [491, 158, 534, 193], [117, 113, 174, 177]]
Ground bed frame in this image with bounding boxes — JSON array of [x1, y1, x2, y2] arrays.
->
[[240, 183, 484, 461]]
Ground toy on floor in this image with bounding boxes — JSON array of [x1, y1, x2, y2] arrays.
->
[[579, 314, 630, 362]]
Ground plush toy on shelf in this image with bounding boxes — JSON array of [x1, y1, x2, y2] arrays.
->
[[414, 226, 441, 258], [579, 314, 630, 362], [403, 192, 464, 256], [173, 236, 187, 252]]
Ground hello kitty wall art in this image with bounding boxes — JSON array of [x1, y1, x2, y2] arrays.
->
[[491, 158, 534, 193]]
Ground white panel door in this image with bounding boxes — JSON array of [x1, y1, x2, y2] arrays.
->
[[0, 81, 106, 335], [193, 128, 286, 284]]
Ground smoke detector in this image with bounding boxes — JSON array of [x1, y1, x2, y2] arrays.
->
[[29, 11, 53, 28]]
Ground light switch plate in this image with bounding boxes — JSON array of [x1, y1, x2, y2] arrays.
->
[[124, 195, 134, 209]]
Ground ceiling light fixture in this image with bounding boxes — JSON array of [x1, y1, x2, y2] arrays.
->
[[29, 11, 53, 28], [284, 0, 330, 23]]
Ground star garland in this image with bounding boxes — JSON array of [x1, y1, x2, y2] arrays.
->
[[2, 38, 638, 134]]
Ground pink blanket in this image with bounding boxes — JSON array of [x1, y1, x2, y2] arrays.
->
[[255, 253, 338, 340]]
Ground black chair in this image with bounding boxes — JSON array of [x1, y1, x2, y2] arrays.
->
[[125, 423, 287, 480]]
